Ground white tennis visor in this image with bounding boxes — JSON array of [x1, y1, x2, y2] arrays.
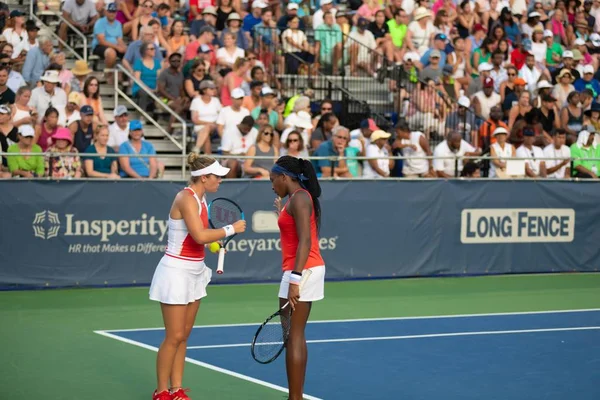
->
[[191, 161, 230, 177]]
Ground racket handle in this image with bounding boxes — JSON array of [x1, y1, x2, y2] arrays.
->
[[216, 247, 225, 274]]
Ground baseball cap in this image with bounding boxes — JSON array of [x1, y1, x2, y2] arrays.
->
[[360, 118, 379, 131], [434, 33, 447, 42], [543, 29, 553, 38], [584, 64, 595, 74], [80, 105, 94, 116], [591, 33, 600, 47], [199, 26, 215, 36], [199, 80, 216, 90], [370, 130, 391, 141], [541, 94, 557, 102], [198, 44, 211, 54], [430, 49, 441, 58], [252, 1, 268, 8], [458, 96, 470, 108], [231, 88, 245, 99], [483, 77, 495, 88], [18, 125, 35, 137], [202, 6, 217, 15], [130, 120, 143, 131], [106, 2, 117, 12], [562, 50, 574, 58], [287, 2, 299, 9], [403, 52, 419, 62], [442, 64, 454, 76], [0, 105, 10, 114], [473, 23, 486, 33], [9, 10, 24, 18], [114, 105, 128, 117], [261, 86, 275, 96], [478, 62, 493, 72], [320, 0, 333, 5], [523, 128, 535, 136], [513, 77, 527, 86], [493, 127, 509, 136], [574, 38, 586, 46]]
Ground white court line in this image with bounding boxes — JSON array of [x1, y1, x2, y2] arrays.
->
[[102, 308, 600, 333], [187, 326, 600, 350], [93, 330, 323, 400]]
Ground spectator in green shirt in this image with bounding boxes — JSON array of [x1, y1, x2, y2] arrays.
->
[[570, 129, 599, 178], [7, 125, 44, 177], [544, 29, 563, 68], [314, 12, 342, 74]]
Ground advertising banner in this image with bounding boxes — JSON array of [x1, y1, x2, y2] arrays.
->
[[0, 180, 598, 288]]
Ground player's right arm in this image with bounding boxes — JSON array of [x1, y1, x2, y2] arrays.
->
[[176, 192, 245, 244]]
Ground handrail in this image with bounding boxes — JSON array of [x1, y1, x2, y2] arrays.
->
[[283, 52, 392, 130], [115, 65, 188, 178], [29, 7, 86, 61], [2, 152, 599, 162]]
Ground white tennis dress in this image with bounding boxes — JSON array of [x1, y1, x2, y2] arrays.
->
[[149, 187, 213, 305]]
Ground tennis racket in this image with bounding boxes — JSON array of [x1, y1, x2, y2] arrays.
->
[[251, 269, 313, 364], [207, 197, 244, 274]]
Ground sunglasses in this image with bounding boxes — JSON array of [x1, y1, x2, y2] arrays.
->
[[321, 107, 332, 111], [263, 131, 273, 136], [287, 138, 299, 143]]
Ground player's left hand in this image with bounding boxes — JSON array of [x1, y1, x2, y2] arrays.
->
[[288, 284, 300, 311]]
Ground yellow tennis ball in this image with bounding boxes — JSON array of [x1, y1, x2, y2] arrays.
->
[[208, 242, 221, 253]]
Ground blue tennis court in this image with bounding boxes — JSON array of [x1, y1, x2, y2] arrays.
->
[[97, 309, 600, 400]]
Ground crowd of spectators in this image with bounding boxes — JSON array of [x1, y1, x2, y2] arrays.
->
[[1, 0, 600, 179]]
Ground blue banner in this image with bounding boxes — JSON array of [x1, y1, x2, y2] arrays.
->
[[0, 180, 598, 289]]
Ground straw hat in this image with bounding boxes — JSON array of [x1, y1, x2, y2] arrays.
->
[[556, 68, 574, 82], [414, 7, 431, 21], [71, 60, 92, 76]]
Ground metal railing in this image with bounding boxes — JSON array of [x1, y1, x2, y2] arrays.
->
[[114, 65, 188, 178], [278, 52, 392, 131], [29, 5, 87, 61]]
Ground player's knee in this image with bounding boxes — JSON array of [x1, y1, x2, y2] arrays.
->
[[167, 330, 187, 344]]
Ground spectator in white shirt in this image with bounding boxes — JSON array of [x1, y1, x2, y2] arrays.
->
[[516, 128, 547, 177], [489, 126, 516, 178], [216, 88, 249, 137], [59, 0, 99, 45], [0, 54, 25, 94], [57, 91, 82, 128], [190, 80, 222, 154], [472, 77, 501, 120], [28, 70, 67, 123], [433, 131, 482, 178], [393, 120, 434, 178], [221, 115, 258, 178], [313, 0, 337, 29], [543, 128, 571, 178], [108, 105, 129, 150], [363, 130, 394, 178], [347, 18, 377, 76], [519, 52, 550, 94], [11, 19, 39, 60]]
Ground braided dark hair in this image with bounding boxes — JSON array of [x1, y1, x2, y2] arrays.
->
[[275, 155, 322, 230]]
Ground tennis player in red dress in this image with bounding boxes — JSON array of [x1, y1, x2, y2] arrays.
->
[[149, 154, 246, 400], [270, 155, 326, 400]]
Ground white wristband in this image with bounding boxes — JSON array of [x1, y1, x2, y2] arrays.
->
[[289, 273, 302, 285], [223, 224, 235, 237]]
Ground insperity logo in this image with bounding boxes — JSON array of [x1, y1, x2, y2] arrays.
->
[[32, 210, 61, 240]]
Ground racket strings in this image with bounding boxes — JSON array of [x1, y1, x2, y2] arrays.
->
[[208, 200, 243, 229], [252, 312, 292, 362]]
